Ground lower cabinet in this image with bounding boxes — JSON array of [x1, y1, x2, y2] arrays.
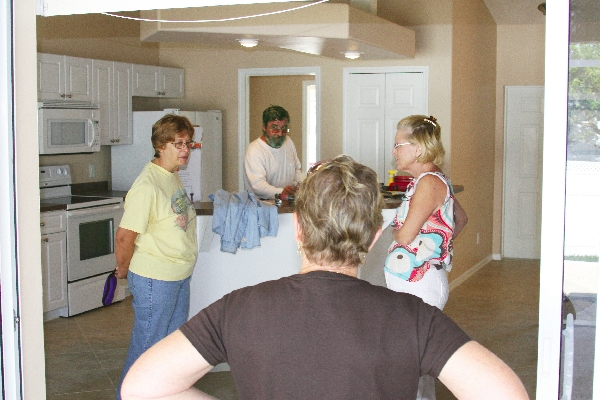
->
[[41, 212, 67, 313]]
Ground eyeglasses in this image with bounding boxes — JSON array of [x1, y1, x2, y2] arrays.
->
[[169, 141, 197, 149], [393, 142, 412, 149], [267, 125, 289, 134]]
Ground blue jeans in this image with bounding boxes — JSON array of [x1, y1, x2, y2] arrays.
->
[[116, 272, 191, 400]]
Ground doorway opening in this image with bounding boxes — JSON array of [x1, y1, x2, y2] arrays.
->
[[237, 67, 321, 191]]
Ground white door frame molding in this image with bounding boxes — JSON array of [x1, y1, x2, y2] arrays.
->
[[536, 0, 570, 397], [237, 67, 321, 191]]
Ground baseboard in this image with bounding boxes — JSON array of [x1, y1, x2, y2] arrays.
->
[[449, 255, 493, 291], [492, 253, 502, 261]]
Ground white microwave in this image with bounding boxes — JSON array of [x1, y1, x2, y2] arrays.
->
[[38, 106, 101, 154]]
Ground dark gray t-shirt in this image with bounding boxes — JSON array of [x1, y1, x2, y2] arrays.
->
[[180, 271, 470, 399]]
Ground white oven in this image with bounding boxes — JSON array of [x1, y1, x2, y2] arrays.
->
[[40, 165, 127, 316], [66, 204, 122, 281]]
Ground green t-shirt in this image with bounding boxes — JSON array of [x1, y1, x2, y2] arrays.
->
[[120, 162, 198, 281]]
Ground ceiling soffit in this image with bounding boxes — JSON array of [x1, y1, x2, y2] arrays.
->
[[140, 2, 415, 60]]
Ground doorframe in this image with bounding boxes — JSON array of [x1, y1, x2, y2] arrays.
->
[[536, 0, 570, 397], [302, 79, 316, 171], [237, 67, 321, 191]]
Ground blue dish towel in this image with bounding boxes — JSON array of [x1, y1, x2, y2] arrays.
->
[[209, 190, 279, 254]]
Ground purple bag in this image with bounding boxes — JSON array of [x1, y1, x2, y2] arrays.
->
[[102, 270, 117, 306]]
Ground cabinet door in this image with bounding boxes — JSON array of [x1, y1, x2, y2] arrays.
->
[[132, 64, 159, 97], [161, 67, 185, 98], [64, 56, 93, 102], [93, 60, 113, 145], [41, 232, 67, 312], [113, 62, 133, 144], [38, 53, 64, 101]]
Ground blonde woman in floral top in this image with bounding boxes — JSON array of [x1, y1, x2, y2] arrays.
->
[[384, 115, 468, 400]]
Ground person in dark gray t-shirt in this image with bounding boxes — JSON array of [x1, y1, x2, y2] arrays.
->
[[121, 156, 529, 400]]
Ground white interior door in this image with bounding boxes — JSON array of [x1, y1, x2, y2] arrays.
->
[[503, 86, 544, 259], [344, 69, 427, 183]]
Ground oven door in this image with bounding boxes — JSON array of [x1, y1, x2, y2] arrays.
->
[[66, 204, 123, 282]]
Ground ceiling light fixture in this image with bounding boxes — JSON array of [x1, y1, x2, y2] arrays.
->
[[344, 51, 361, 60], [239, 38, 258, 48]]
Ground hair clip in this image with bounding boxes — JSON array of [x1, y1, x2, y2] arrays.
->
[[424, 116, 437, 127]]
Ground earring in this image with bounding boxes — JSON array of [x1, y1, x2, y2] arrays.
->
[[359, 253, 367, 265], [297, 243, 302, 258]]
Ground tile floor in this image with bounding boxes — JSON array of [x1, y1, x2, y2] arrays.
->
[[44, 258, 539, 399]]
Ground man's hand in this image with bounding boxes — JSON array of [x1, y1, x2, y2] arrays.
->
[[282, 185, 297, 196]]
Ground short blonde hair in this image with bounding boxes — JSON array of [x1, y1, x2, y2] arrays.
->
[[397, 115, 445, 166], [295, 155, 384, 267]]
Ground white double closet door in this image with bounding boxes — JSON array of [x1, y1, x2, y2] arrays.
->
[[344, 68, 427, 183]]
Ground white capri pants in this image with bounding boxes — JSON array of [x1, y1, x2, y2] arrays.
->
[[385, 266, 450, 400]]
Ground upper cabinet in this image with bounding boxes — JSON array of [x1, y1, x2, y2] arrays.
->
[[132, 64, 185, 98], [92, 60, 133, 145], [38, 53, 93, 103]]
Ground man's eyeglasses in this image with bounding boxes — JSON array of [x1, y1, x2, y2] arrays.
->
[[393, 142, 412, 149], [268, 125, 289, 134], [169, 141, 197, 149]]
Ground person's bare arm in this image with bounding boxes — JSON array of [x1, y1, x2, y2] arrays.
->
[[393, 175, 446, 245], [453, 199, 468, 239], [115, 227, 138, 279], [438, 341, 529, 400], [121, 330, 216, 400]]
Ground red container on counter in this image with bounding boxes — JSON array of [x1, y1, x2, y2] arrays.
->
[[388, 176, 413, 191]]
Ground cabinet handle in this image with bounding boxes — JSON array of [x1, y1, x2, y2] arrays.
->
[[60, 94, 66, 98], [116, 139, 120, 143], [67, 94, 72, 98], [42, 238, 49, 243], [40, 222, 45, 227]]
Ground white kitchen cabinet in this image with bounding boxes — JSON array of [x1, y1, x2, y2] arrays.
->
[[38, 53, 93, 103], [132, 64, 184, 98], [113, 62, 133, 144], [40, 211, 67, 313], [93, 60, 133, 145]]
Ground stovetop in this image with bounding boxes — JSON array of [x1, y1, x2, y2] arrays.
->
[[40, 165, 123, 210]]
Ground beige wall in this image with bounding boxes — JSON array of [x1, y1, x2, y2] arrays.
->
[[492, 24, 545, 256], [450, 0, 497, 280]]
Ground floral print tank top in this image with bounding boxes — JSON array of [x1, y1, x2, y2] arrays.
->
[[384, 172, 456, 282]]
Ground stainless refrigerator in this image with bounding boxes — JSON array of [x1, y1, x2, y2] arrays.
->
[[111, 109, 222, 202]]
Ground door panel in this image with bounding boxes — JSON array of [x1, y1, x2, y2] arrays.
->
[[503, 86, 544, 259], [345, 71, 426, 182], [345, 73, 386, 180]]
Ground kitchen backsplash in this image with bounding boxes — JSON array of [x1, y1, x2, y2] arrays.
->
[[39, 145, 111, 184]]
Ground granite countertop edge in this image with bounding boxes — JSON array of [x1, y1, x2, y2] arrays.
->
[[41, 183, 463, 215]]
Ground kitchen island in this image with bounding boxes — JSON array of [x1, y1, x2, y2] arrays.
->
[[189, 199, 400, 315], [189, 184, 464, 321]]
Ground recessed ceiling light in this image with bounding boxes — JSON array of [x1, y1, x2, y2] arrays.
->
[[344, 51, 361, 60], [238, 38, 258, 48]]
